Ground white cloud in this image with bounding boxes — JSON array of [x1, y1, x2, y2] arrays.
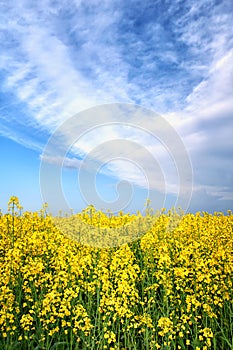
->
[[186, 49, 233, 114], [0, 1, 130, 132], [40, 155, 82, 169]]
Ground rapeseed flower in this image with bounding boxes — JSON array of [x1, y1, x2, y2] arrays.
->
[[0, 197, 232, 349]]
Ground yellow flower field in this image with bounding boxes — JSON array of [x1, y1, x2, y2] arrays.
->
[[0, 197, 232, 349]]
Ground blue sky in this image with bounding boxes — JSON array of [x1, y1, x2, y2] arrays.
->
[[0, 0, 233, 214]]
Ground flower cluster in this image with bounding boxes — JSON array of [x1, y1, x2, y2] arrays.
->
[[0, 197, 232, 349]]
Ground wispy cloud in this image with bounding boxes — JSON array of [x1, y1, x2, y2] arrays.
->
[[1, 0, 232, 123], [40, 155, 82, 169]]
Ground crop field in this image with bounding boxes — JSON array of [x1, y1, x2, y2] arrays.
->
[[0, 197, 232, 350]]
